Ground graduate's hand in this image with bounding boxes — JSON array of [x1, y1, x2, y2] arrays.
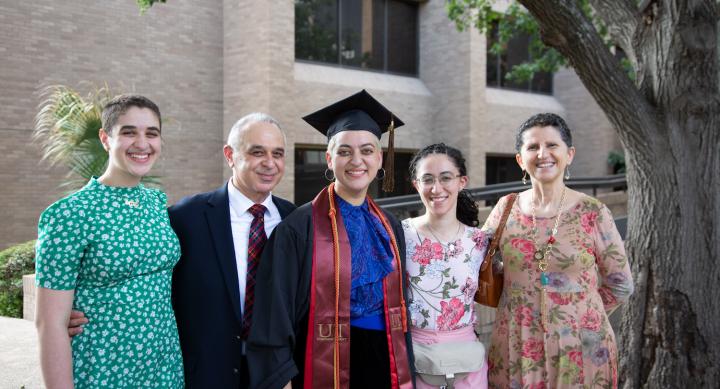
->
[[282, 382, 292, 389], [67, 309, 88, 337]]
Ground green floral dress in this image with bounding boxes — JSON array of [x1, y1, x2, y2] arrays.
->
[[35, 177, 183, 388], [484, 194, 633, 389]]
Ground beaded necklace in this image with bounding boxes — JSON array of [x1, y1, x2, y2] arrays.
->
[[530, 186, 566, 330]]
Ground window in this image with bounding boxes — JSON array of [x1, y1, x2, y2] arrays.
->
[[295, 0, 419, 76], [486, 155, 523, 185], [294, 147, 328, 205], [485, 154, 523, 206], [294, 145, 415, 205], [486, 23, 553, 94]]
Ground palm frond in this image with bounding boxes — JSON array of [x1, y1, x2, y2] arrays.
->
[[34, 85, 111, 190], [34, 84, 164, 192]]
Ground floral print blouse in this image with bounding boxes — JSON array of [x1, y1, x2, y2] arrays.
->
[[403, 219, 490, 331]]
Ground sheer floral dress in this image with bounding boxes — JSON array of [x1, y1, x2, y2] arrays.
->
[[483, 194, 633, 389]]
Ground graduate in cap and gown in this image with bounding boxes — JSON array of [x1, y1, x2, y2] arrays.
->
[[246, 90, 414, 389]]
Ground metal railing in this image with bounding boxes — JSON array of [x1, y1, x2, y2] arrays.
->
[[376, 174, 627, 214]]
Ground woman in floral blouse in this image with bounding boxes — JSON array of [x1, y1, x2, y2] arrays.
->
[[484, 113, 634, 388], [403, 143, 489, 388]]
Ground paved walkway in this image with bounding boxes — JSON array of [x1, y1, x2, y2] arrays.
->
[[0, 317, 42, 389]]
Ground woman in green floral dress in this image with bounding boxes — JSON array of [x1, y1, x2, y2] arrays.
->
[[484, 113, 634, 388], [34, 95, 183, 388]]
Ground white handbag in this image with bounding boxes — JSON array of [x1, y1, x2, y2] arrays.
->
[[412, 339, 486, 389]]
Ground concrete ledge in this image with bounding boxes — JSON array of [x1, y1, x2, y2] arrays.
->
[[294, 61, 432, 96], [23, 274, 36, 322], [486, 87, 564, 111]]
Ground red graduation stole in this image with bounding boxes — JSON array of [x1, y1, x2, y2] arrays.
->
[[304, 183, 413, 389]]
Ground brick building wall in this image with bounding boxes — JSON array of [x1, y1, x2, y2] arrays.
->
[[0, 0, 618, 250], [0, 0, 224, 250]]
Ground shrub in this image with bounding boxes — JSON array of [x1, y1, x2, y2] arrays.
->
[[0, 241, 36, 318], [608, 150, 626, 174]]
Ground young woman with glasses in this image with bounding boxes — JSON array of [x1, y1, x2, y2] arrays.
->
[[402, 143, 489, 388]]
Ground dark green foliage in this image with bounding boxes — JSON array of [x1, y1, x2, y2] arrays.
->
[[446, 1, 566, 83], [136, 0, 166, 13], [608, 150, 626, 174], [295, 0, 339, 64], [445, 1, 631, 83], [0, 241, 36, 318]]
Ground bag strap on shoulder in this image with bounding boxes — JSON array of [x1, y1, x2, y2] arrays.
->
[[480, 193, 517, 271]]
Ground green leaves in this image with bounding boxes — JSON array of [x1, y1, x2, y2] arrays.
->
[[441, 276, 458, 298], [0, 241, 36, 318], [135, 0, 166, 13], [447, 1, 565, 84], [446, 1, 635, 84]]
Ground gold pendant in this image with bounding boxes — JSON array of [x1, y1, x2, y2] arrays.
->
[[538, 261, 548, 272], [534, 250, 544, 261]]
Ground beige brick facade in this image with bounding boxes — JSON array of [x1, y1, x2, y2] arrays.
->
[[0, 0, 618, 250]]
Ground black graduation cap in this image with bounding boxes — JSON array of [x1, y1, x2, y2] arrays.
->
[[302, 89, 404, 139], [302, 90, 404, 192]]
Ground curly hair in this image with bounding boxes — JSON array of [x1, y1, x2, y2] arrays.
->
[[409, 143, 480, 227], [515, 112, 573, 152]]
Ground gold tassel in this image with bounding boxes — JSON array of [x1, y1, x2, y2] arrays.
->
[[382, 118, 395, 192]]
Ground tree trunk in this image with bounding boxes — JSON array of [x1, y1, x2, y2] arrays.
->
[[518, 1, 720, 387]]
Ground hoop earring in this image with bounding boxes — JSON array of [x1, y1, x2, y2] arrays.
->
[[522, 170, 528, 185], [565, 166, 571, 180], [376, 168, 386, 180], [324, 169, 335, 181]]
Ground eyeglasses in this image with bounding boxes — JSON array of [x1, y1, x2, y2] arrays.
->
[[416, 174, 461, 188]]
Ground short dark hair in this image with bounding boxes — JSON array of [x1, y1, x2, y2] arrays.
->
[[101, 94, 161, 135], [409, 143, 480, 227], [515, 113, 572, 152]]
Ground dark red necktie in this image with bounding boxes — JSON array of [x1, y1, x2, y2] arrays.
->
[[241, 203, 267, 339]]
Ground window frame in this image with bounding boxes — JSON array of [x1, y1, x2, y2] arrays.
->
[[485, 21, 554, 95], [295, 0, 420, 77]]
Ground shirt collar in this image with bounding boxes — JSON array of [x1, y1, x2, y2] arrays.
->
[[227, 179, 276, 218]]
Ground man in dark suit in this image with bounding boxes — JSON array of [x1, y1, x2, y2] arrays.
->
[[169, 113, 296, 388]]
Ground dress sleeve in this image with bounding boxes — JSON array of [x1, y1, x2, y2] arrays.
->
[[593, 204, 634, 313], [34, 199, 88, 290]]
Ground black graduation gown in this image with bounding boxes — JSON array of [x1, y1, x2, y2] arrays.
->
[[246, 202, 414, 389]]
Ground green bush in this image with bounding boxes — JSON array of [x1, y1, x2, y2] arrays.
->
[[608, 150, 626, 174], [0, 241, 36, 318]]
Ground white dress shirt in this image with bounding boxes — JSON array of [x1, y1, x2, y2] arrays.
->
[[227, 180, 282, 314]]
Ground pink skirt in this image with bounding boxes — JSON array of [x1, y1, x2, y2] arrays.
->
[[411, 326, 489, 389]]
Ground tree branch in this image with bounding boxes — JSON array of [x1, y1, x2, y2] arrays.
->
[[517, 0, 656, 156], [588, 0, 639, 61]]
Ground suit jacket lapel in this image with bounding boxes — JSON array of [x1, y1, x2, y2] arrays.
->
[[206, 184, 243, 323], [272, 195, 295, 219]]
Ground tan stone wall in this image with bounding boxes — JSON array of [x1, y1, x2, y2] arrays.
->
[[418, 0, 474, 167], [0, 0, 224, 250], [0, 0, 619, 250], [554, 68, 617, 177]]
